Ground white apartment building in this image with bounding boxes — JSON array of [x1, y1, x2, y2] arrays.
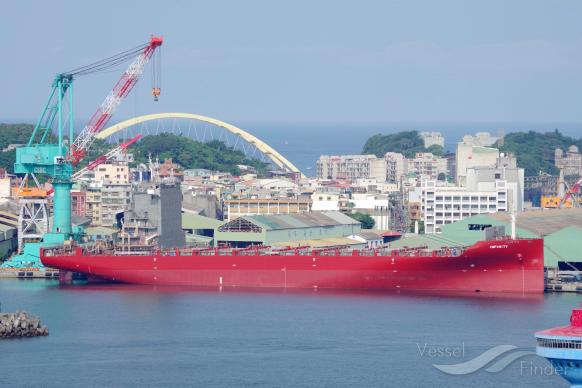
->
[[349, 193, 391, 230], [410, 153, 447, 180], [555, 145, 582, 176], [421, 180, 508, 234], [317, 155, 386, 181], [385, 152, 408, 184], [91, 163, 132, 227], [419, 131, 445, 148], [456, 142, 499, 186], [462, 132, 498, 147], [311, 191, 349, 211], [465, 163, 524, 212]]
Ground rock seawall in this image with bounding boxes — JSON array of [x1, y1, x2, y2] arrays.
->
[[0, 311, 49, 338]]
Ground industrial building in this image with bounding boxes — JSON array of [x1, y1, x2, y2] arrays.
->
[[214, 211, 362, 248], [391, 208, 582, 268], [121, 184, 185, 248], [0, 224, 17, 260], [224, 198, 311, 221]]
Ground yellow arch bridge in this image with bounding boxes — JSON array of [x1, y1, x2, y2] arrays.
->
[[97, 113, 304, 177]]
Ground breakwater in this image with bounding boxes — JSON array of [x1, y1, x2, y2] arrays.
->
[[0, 311, 49, 338]]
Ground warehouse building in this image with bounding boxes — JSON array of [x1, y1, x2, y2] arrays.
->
[[390, 208, 582, 268], [0, 224, 17, 261], [214, 211, 363, 248]]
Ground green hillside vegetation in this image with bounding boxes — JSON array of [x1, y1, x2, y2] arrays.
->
[[497, 130, 582, 176], [0, 124, 266, 177], [348, 212, 375, 229], [0, 123, 40, 173], [362, 130, 444, 158], [132, 133, 267, 175]]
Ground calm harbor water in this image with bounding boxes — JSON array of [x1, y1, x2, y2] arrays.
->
[[0, 279, 576, 387]]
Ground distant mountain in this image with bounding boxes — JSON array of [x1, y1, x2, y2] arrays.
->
[[497, 130, 582, 176], [362, 130, 444, 158]]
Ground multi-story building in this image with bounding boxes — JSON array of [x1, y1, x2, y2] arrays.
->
[[100, 182, 132, 227], [224, 198, 311, 221], [385, 152, 408, 184], [121, 183, 185, 249], [409, 153, 447, 180], [408, 201, 421, 222], [465, 157, 524, 212], [555, 145, 582, 176], [91, 162, 132, 227], [316, 155, 386, 181], [85, 185, 102, 226], [421, 180, 508, 234], [70, 189, 87, 217], [456, 142, 499, 186], [310, 190, 350, 212], [95, 163, 130, 185], [419, 131, 445, 148], [461, 132, 498, 147]]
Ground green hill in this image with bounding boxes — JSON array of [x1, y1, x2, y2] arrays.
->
[[0, 124, 266, 176], [362, 130, 444, 158], [497, 130, 582, 176], [132, 133, 266, 175], [0, 123, 35, 173]]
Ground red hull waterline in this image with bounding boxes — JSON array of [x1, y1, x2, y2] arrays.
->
[[41, 238, 545, 293]]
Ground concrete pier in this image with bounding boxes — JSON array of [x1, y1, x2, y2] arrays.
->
[[0, 311, 49, 338]]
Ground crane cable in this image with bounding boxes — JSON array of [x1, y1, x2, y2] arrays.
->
[[62, 43, 148, 77]]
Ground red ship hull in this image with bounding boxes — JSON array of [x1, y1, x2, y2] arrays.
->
[[41, 238, 545, 293]]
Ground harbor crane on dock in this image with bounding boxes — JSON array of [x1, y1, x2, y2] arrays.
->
[[13, 36, 163, 254]]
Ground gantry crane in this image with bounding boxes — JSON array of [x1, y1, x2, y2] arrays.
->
[[12, 36, 162, 258]]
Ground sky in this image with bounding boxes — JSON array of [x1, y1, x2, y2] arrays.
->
[[2, 0, 582, 127]]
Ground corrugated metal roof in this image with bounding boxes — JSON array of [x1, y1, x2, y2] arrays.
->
[[243, 211, 359, 231], [544, 226, 582, 267], [182, 213, 224, 230], [271, 237, 364, 248], [489, 208, 582, 236], [85, 226, 118, 236], [354, 231, 383, 240]]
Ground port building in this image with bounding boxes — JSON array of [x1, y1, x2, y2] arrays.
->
[[224, 198, 311, 221], [391, 208, 582, 268], [214, 211, 363, 248]]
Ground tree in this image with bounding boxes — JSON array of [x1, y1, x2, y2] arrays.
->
[[131, 133, 267, 175], [349, 212, 375, 229], [362, 130, 444, 158], [497, 129, 582, 176]]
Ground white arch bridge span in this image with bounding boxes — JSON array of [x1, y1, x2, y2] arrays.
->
[[97, 113, 304, 177]]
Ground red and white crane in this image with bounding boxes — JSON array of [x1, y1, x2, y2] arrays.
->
[[67, 36, 163, 165], [72, 134, 144, 180]]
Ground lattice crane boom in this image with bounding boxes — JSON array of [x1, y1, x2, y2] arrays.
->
[[72, 134, 143, 180], [68, 36, 163, 165]]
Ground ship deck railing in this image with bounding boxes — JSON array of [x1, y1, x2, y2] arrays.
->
[[42, 244, 467, 259]]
